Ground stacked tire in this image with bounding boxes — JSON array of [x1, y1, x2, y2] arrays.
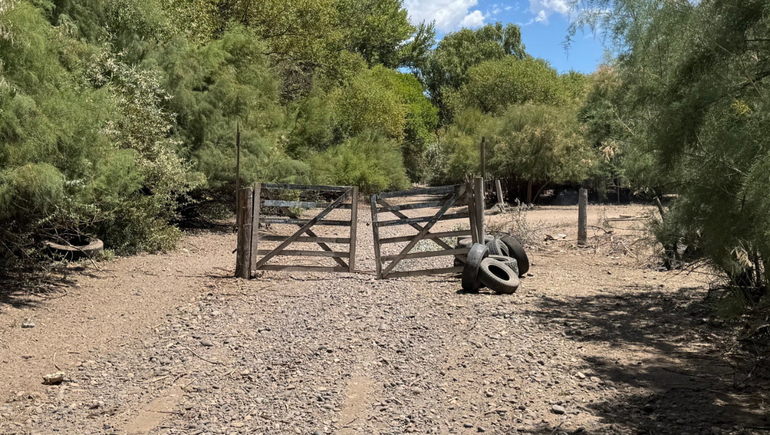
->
[[458, 234, 530, 294]]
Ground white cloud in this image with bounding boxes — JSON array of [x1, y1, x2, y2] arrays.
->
[[461, 10, 487, 28], [404, 0, 487, 31], [528, 0, 570, 25]]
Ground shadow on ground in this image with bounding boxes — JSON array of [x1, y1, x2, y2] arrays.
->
[[0, 265, 98, 309], [521, 286, 770, 434]]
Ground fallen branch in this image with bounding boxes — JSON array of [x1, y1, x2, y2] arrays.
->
[[181, 347, 224, 365]]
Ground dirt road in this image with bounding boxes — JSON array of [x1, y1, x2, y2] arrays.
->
[[0, 205, 767, 434]]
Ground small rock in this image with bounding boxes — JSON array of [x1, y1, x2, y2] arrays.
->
[[200, 339, 214, 347], [576, 372, 586, 380], [231, 422, 245, 428], [477, 427, 486, 432], [463, 423, 474, 428], [552, 405, 566, 415], [21, 320, 35, 329], [42, 372, 65, 385]]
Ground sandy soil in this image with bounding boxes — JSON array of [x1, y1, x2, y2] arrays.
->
[[0, 203, 767, 435]]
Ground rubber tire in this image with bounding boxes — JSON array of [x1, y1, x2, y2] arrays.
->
[[488, 255, 519, 276], [456, 235, 494, 249], [499, 235, 529, 276], [462, 243, 488, 292], [456, 235, 493, 266], [44, 237, 104, 261], [486, 238, 510, 257], [478, 258, 520, 294]]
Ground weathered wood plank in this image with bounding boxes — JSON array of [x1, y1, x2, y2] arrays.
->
[[264, 190, 349, 269], [475, 177, 485, 242], [386, 266, 464, 279], [371, 194, 383, 279], [375, 198, 458, 252], [379, 230, 472, 244], [255, 190, 351, 269], [261, 183, 350, 192], [262, 200, 352, 210], [375, 212, 469, 227], [250, 183, 261, 276], [376, 185, 458, 199], [258, 235, 351, 244], [235, 187, 253, 279], [376, 199, 447, 213], [380, 191, 459, 278], [349, 186, 358, 273], [263, 200, 328, 208], [256, 250, 350, 258], [467, 180, 479, 243], [258, 265, 349, 273], [261, 218, 351, 226], [381, 248, 469, 262]]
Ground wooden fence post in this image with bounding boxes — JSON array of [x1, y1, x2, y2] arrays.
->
[[495, 179, 504, 207], [370, 194, 382, 279], [578, 187, 588, 247], [474, 177, 485, 242], [467, 180, 478, 243], [236, 187, 253, 279], [348, 186, 359, 273], [250, 183, 261, 275]]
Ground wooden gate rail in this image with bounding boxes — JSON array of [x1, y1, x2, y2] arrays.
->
[[252, 183, 358, 275], [371, 184, 472, 280]]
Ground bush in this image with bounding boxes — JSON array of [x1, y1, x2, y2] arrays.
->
[[308, 132, 410, 194]]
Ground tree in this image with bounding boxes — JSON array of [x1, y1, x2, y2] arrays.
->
[[573, 0, 770, 297], [451, 57, 567, 116], [423, 22, 527, 121], [490, 104, 593, 204]]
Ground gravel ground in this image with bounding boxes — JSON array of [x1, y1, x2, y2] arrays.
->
[[0, 204, 768, 435]]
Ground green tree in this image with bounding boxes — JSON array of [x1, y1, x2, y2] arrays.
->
[[573, 0, 770, 297], [423, 22, 527, 121], [451, 57, 567, 116], [490, 104, 593, 204], [309, 131, 410, 194]]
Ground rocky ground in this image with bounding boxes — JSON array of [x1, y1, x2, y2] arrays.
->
[[0, 204, 768, 435]]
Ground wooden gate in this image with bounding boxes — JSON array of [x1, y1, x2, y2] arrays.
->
[[371, 184, 474, 279], [253, 183, 358, 274]]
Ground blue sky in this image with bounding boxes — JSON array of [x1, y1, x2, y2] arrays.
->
[[404, 0, 607, 74]]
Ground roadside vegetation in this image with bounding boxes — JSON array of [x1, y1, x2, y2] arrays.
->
[[1, 0, 769, 315]]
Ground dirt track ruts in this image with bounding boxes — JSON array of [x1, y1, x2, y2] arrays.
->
[[0, 204, 767, 435]]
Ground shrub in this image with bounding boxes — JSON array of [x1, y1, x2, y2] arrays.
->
[[308, 132, 410, 194]]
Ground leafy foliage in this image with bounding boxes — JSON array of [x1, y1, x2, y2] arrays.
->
[[424, 22, 527, 122], [452, 57, 568, 115], [490, 103, 592, 186], [0, 0, 595, 276], [574, 0, 770, 296], [309, 132, 410, 194]]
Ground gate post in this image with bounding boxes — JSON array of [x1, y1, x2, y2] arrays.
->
[[467, 180, 479, 243], [474, 177, 485, 242], [236, 187, 253, 279], [349, 186, 359, 273], [250, 183, 261, 275], [370, 194, 382, 279]]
